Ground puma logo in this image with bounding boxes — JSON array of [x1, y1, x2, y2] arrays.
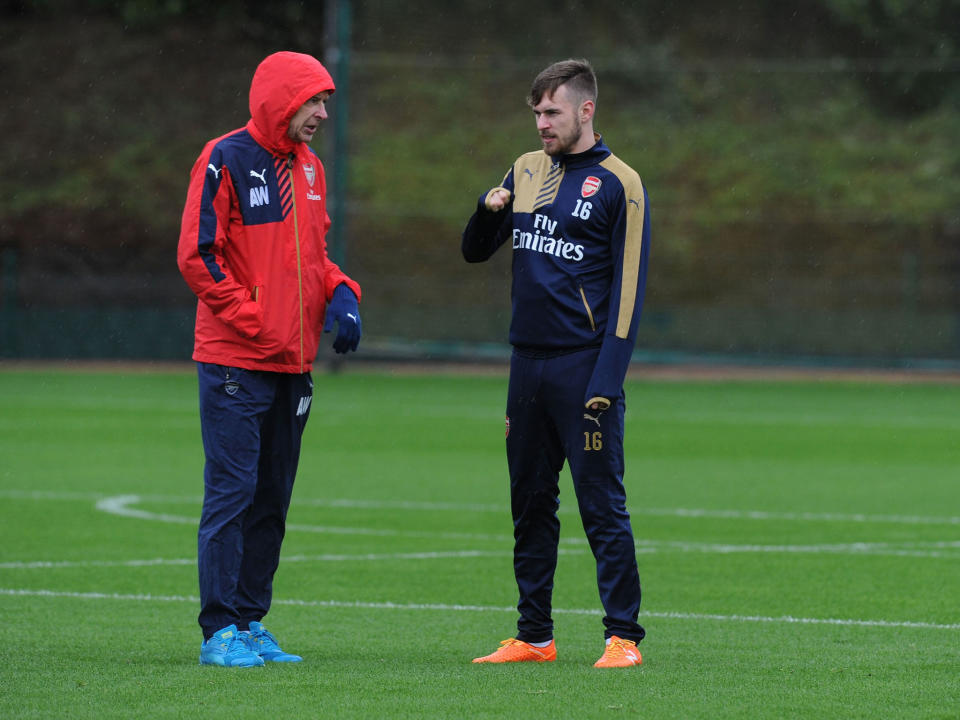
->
[[207, 164, 222, 178], [250, 168, 267, 184], [583, 412, 602, 428], [523, 168, 535, 179], [628, 198, 642, 211]]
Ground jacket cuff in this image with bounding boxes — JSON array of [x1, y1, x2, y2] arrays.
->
[[483, 186, 512, 210], [329, 278, 361, 303], [584, 335, 635, 407]]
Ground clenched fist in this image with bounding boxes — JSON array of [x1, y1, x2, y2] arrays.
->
[[485, 188, 512, 212]]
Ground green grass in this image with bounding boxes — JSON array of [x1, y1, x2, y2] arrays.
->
[[1, 367, 958, 719]]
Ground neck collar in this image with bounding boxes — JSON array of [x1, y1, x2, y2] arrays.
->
[[551, 133, 609, 169]]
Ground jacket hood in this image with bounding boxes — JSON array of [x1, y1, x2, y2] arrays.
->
[[246, 51, 335, 156]]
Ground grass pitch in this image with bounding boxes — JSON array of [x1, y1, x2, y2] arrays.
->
[[1, 366, 958, 719]]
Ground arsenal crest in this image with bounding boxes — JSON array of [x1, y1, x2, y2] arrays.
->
[[303, 163, 316, 187], [581, 176, 601, 198]]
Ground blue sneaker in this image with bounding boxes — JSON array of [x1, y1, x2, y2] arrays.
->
[[240, 621, 302, 662], [199, 624, 265, 667]]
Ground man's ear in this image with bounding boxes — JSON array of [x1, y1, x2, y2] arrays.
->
[[580, 100, 595, 122]]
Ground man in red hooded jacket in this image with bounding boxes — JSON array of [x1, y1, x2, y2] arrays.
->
[[178, 51, 361, 668]]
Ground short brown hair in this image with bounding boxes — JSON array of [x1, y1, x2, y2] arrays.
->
[[527, 58, 597, 107]]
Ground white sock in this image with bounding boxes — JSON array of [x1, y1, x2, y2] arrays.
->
[[528, 639, 553, 648]]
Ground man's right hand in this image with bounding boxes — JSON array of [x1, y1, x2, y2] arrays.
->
[[484, 188, 511, 212]]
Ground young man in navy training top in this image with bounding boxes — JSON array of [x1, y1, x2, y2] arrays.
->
[[462, 58, 650, 668]]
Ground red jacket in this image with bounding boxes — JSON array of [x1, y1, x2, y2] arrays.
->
[[177, 52, 360, 374]]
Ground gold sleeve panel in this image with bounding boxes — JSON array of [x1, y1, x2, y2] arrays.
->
[[599, 154, 646, 340], [511, 151, 557, 214]]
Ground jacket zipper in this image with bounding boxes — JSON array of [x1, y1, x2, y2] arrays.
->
[[578, 282, 597, 332], [288, 153, 304, 372]]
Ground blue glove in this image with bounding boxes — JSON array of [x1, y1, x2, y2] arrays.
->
[[323, 284, 361, 354]]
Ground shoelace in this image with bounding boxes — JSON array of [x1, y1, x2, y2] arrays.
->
[[496, 638, 550, 659], [249, 628, 280, 651], [605, 638, 638, 659], [221, 633, 249, 654]]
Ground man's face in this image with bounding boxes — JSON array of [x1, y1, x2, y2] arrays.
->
[[287, 92, 331, 144], [532, 84, 587, 156]]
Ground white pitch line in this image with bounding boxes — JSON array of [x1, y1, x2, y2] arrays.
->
[[0, 558, 195, 570], [1, 588, 957, 632], [93, 495, 516, 541], [85, 496, 960, 559], [3, 539, 958, 570], [0, 549, 589, 571], [0, 495, 924, 558], [95, 495, 195, 525], [4, 489, 960, 526], [293, 499, 960, 527], [285, 522, 510, 542], [636, 539, 960, 558], [638, 507, 960, 526], [7, 493, 960, 558], [0, 490, 960, 525]]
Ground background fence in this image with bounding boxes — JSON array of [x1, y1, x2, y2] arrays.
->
[[1, 1, 958, 367]]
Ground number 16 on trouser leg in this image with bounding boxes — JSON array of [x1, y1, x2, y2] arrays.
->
[[553, 349, 645, 665]]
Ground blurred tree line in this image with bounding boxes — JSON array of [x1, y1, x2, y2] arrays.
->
[[1, 0, 958, 361]]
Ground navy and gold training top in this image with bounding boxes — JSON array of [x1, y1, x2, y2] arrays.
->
[[462, 135, 650, 405]]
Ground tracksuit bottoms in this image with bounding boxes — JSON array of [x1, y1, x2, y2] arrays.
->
[[196, 362, 312, 639], [506, 347, 645, 644]]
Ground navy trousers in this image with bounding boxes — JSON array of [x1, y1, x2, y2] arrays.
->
[[196, 362, 312, 639], [506, 348, 644, 644]]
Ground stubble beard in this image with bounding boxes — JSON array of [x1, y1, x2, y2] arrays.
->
[[544, 117, 583, 157]]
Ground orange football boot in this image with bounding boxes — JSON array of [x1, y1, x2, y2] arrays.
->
[[472, 638, 557, 663], [593, 636, 642, 668]]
